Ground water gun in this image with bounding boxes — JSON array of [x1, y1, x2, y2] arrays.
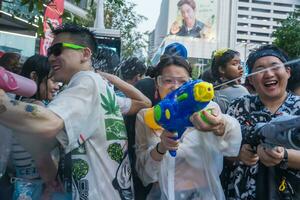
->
[[0, 67, 37, 97], [246, 115, 300, 150], [144, 79, 214, 157]]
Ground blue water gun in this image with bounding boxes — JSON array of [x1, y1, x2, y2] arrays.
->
[[144, 79, 214, 157]]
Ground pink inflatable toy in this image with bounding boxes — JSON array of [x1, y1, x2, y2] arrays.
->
[[0, 66, 37, 97]]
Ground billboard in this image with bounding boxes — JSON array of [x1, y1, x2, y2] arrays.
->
[[169, 0, 217, 41]]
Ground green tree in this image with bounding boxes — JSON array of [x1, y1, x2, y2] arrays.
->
[[63, 0, 147, 58], [17, 0, 125, 36], [272, 9, 300, 59], [104, 0, 147, 57]]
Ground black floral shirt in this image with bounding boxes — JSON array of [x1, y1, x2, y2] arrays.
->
[[224, 93, 300, 200]]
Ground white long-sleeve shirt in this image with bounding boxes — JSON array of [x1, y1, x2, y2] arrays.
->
[[135, 102, 242, 200]]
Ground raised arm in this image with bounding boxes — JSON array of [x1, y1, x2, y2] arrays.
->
[[98, 71, 152, 115], [0, 90, 63, 139]]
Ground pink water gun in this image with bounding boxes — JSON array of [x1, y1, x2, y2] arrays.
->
[[0, 67, 37, 97]]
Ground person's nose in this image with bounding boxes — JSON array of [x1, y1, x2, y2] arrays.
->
[[53, 82, 60, 91], [182, 11, 189, 19], [263, 67, 275, 77], [238, 63, 243, 70], [48, 54, 55, 63], [171, 81, 181, 90]]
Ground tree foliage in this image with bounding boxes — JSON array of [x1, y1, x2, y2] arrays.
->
[[104, 0, 147, 58], [63, 0, 147, 58], [272, 9, 300, 59]]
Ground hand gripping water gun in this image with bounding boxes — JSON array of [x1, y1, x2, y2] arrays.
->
[[0, 67, 37, 97], [144, 79, 214, 157], [246, 115, 300, 150]]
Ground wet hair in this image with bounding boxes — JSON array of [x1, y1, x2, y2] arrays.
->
[[246, 44, 289, 74], [92, 47, 120, 74], [19, 55, 50, 100], [117, 57, 147, 81], [288, 63, 300, 93], [177, 0, 196, 10], [146, 55, 192, 79], [52, 23, 97, 53], [0, 52, 21, 73], [211, 49, 240, 81]]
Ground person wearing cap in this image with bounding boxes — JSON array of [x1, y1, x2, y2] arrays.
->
[[223, 45, 300, 200]]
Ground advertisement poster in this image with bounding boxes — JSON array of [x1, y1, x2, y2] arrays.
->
[[169, 0, 217, 41]]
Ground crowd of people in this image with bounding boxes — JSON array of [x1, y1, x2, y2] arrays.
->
[[0, 22, 299, 200]]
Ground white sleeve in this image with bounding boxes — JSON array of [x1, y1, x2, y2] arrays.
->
[[116, 96, 132, 115], [214, 114, 242, 156], [135, 109, 162, 186], [48, 73, 101, 153]]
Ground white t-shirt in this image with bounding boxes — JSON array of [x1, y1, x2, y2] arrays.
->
[[48, 71, 133, 200]]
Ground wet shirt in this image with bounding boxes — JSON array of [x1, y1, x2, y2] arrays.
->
[[225, 93, 300, 200], [48, 71, 134, 200]]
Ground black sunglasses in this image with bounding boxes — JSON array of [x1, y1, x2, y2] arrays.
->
[[47, 42, 85, 57]]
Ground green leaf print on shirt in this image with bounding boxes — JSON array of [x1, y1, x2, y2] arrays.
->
[[72, 159, 89, 180], [101, 87, 120, 116], [101, 86, 127, 140], [105, 118, 127, 140], [107, 143, 124, 163]]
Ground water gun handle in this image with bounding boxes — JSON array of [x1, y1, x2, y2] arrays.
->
[[169, 128, 185, 157], [0, 67, 37, 97]]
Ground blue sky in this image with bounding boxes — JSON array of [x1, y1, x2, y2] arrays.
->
[[132, 0, 162, 33]]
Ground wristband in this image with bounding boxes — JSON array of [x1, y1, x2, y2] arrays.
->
[[156, 143, 166, 155]]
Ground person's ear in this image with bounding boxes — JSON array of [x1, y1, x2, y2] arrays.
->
[[132, 74, 142, 83], [81, 48, 92, 63], [30, 71, 38, 82], [218, 66, 225, 76], [248, 76, 254, 86], [286, 67, 291, 79]]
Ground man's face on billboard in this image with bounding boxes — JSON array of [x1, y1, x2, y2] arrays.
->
[[180, 3, 196, 27]]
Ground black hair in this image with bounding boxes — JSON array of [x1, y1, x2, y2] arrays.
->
[[92, 47, 120, 74], [288, 63, 300, 93], [19, 55, 50, 100], [200, 69, 215, 83], [0, 52, 21, 74], [146, 55, 192, 79], [52, 23, 97, 53], [211, 49, 240, 82], [118, 57, 147, 80]]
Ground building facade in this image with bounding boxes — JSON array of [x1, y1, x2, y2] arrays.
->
[[150, 0, 300, 65], [232, 0, 300, 61]]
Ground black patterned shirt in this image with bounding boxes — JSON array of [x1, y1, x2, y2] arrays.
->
[[224, 93, 300, 200]]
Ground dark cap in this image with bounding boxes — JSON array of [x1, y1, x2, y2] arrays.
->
[[246, 45, 289, 73]]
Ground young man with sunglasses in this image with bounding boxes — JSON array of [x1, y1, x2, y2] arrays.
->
[[0, 24, 145, 199]]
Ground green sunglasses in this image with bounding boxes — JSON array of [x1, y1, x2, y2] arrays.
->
[[47, 42, 85, 57]]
